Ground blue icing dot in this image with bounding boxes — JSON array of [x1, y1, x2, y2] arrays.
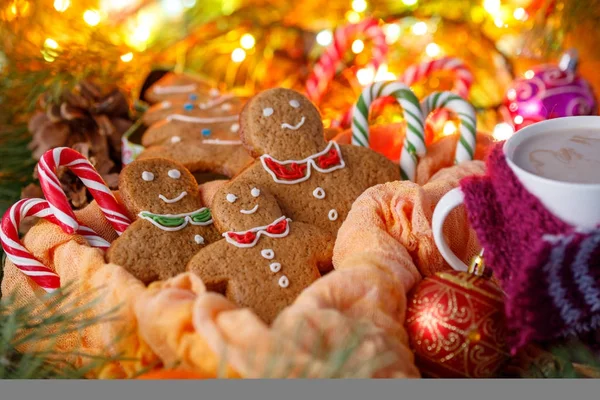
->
[[183, 103, 194, 111], [201, 128, 211, 137], [189, 94, 198, 100]]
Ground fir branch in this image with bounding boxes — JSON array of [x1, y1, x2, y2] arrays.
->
[[0, 282, 131, 379]]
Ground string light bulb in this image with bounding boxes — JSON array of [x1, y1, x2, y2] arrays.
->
[[316, 30, 333, 46], [402, 0, 418, 5], [345, 10, 360, 23], [53, 0, 70, 12], [411, 21, 428, 35], [120, 52, 133, 62], [44, 38, 59, 50], [383, 24, 401, 44], [356, 67, 375, 86], [443, 121, 458, 136], [240, 33, 256, 49], [351, 0, 367, 12], [351, 39, 364, 54], [493, 122, 514, 141], [524, 70, 534, 79], [83, 10, 101, 26], [231, 48, 246, 63], [513, 7, 527, 21], [425, 43, 441, 57], [483, 0, 501, 15]]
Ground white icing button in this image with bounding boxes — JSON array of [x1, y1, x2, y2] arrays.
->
[[170, 136, 181, 143], [278, 275, 289, 288], [261, 249, 275, 260], [221, 103, 232, 111], [312, 187, 325, 199], [168, 169, 181, 179], [209, 88, 220, 97], [263, 107, 274, 117], [230, 123, 240, 133], [226, 193, 237, 203], [289, 99, 300, 108], [251, 187, 260, 197], [142, 171, 154, 181], [194, 235, 205, 244], [161, 101, 172, 109], [328, 209, 338, 221], [269, 262, 281, 273]]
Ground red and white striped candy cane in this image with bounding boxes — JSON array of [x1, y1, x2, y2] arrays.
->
[[306, 17, 388, 105], [37, 147, 131, 237], [0, 198, 111, 292], [399, 56, 473, 99]]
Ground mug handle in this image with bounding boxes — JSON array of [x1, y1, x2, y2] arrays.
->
[[432, 187, 470, 272]]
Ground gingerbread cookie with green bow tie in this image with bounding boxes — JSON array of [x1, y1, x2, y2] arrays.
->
[[138, 89, 253, 177], [187, 180, 332, 323], [107, 157, 221, 284], [224, 87, 399, 239]]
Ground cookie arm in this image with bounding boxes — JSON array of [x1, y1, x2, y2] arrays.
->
[[186, 241, 231, 294]]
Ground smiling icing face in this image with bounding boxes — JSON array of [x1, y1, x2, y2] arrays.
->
[[118, 158, 203, 216], [240, 88, 326, 159], [212, 181, 283, 232]]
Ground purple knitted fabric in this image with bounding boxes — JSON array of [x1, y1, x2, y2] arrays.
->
[[459, 142, 600, 352]]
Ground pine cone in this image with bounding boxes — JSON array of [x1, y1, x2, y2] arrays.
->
[[25, 80, 133, 210]]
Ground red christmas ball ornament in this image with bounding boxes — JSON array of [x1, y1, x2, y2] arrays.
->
[[501, 49, 598, 131], [406, 270, 510, 378]]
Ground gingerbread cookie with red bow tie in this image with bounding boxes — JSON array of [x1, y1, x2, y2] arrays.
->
[[187, 180, 332, 323], [226, 87, 399, 238], [137, 89, 253, 177], [106, 158, 221, 284]]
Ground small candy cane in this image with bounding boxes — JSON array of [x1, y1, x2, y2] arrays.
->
[[399, 56, 473, 99], [421, 91, 477, 164], [37, 147, 131, 236], [351, 81, 424, 181], [306, 18, 388, 105], [0, 199, 111, 292]]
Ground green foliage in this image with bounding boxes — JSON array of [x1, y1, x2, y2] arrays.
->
[[0, 282, 125, 379]]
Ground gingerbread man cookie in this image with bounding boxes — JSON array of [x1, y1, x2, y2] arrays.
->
[[138, 90, 253, 177], [187, 181, 332, 323], [144, 72, 215, 104], [229, 88, 400, 237], [107, 158, 221, 284]]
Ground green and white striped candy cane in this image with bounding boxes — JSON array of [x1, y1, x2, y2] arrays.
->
[[351, 81, 425, 181], [421, 91, 477, 164]]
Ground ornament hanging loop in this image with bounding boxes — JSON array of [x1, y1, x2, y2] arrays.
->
[[559, 48, 579, 72]]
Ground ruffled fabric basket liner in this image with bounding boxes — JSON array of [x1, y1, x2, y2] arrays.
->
[[1, 134, 490, 378]]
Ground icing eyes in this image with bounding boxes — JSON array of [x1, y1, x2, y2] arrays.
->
[[142, 171, 154, 182], [251, 187, 260, 197], [168, 169, 181, 179], [226, 193, 238, 203], [263, 107, 274, 117], [289, 99, 300, 108]]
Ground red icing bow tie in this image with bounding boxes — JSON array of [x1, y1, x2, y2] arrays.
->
[[259, 141, 345, 184], [223, 216, 291, 248]]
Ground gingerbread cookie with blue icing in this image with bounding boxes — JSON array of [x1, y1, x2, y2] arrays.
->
[[138, 90, 253, 177], [226, 87, 400, 238], [107, 157, 221, 284], [187, 180, 332, 323]]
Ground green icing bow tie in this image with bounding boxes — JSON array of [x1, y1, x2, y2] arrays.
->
[[138, 207, 213, 231]]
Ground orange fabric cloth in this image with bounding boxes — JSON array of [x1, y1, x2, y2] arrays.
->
[[1, 134, 493, 378]]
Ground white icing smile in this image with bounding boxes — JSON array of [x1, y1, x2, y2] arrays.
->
[[159, 191, 187, 204], [281, 116, 306, 130], [240, 204, 259, 214]]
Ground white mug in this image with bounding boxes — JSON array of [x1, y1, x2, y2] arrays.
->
[[432, 116, 600, 272]]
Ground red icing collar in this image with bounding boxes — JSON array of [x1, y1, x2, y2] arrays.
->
[[223, 216, 291, 248], [259, 141, 346, 184]]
